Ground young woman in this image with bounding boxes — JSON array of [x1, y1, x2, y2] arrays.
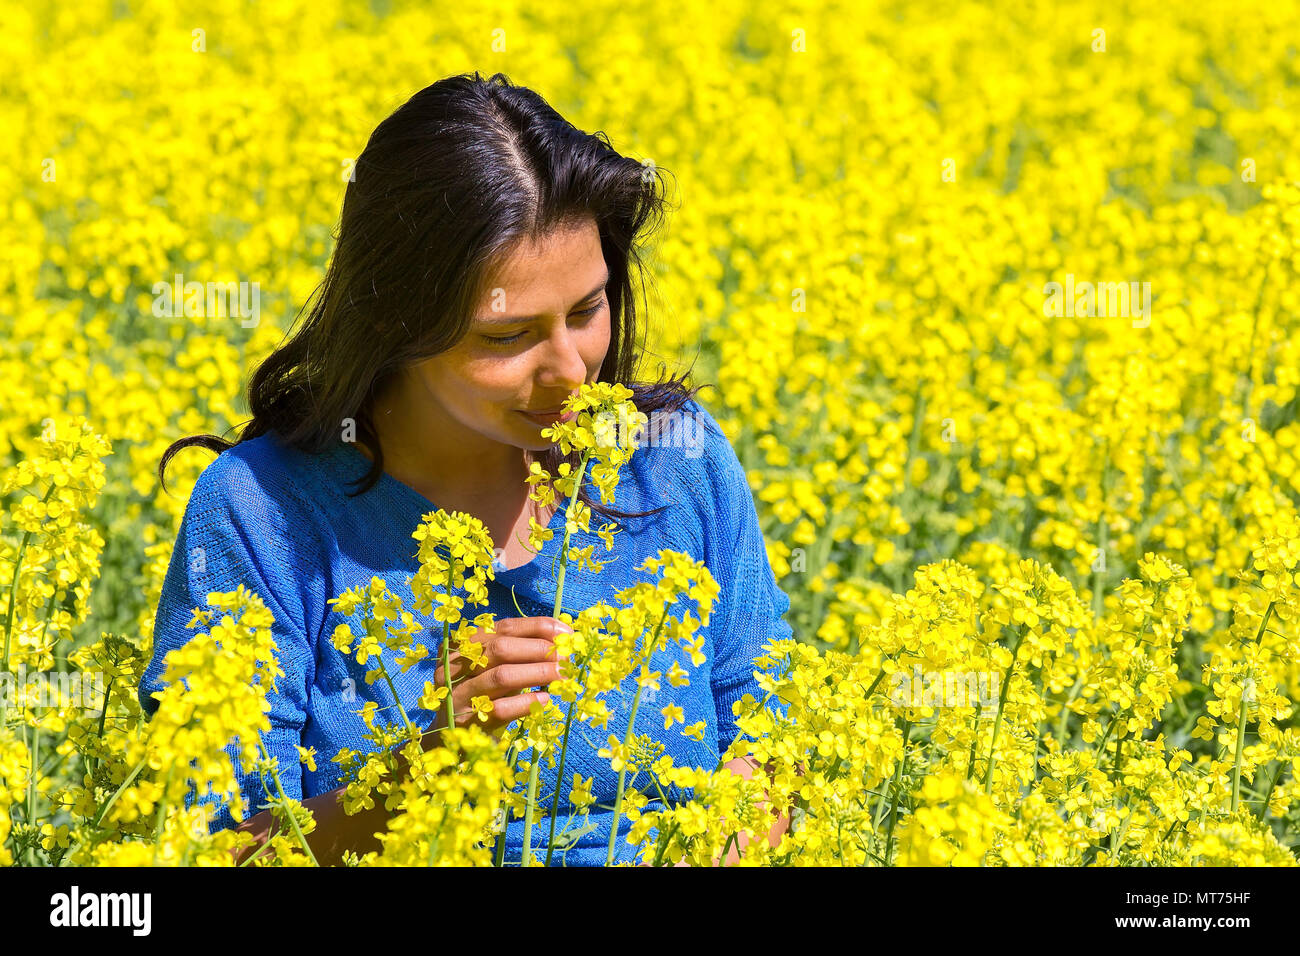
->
[[140, 71, 792, 866]]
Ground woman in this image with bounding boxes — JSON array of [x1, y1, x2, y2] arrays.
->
[[140, 71, 792, 866]]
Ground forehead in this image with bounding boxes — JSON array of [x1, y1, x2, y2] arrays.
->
[[477, 218, 606, 310]]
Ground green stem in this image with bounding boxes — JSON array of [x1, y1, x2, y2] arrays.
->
[[1230, 692, 1249, 814], [965, 711, 980, 781], [257, 740, 320, 865], [606, 680, 646, 866], [150, 765, 176, 866], [27, 724, 40, 829], [92, 756, 148, 827], [1255, 761, 1285, 820], [984, 624, 1028, 796], [552, 450, 593, 616], [491, 739, 519, 867], [516, 451, 593, 865], [652, 819, 682, 867], [719, 829, 740, 867], [377, 663, 416, 737], [442, 565, 456, 734], [1112, 722, 1129, 775], [2, 485, 57, 675], [1093, 710, 1120, 760], [544, 661, 591, 866], [1054, 674, 1082, 748], [39, 597, 58, 674], [884, 717, 911, 862], [861, 665, 889, 701], [427, 812, 448, 865], [520, 756, 542, 867], [603, 607, 671, 867], [1231, 601, 1273, 814], [85, 674, 116, 780]]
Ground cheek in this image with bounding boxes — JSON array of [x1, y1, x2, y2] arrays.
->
[[430, 353, 522, 403], [584, 312, 613, 369], [464, 361, 530, 397]]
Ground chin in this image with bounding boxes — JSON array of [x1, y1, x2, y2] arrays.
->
[[509, 417, 556, 451]]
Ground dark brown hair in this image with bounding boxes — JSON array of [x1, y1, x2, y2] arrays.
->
[[159, 71, 711, 522]]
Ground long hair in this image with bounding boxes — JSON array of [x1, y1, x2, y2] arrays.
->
[[159, 71, 710, 522]]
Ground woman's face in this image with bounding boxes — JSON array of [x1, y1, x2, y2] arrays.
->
[[399, 216, 612, 457]]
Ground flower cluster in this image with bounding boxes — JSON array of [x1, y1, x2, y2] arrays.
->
[[522, 382, 646, 561], [55, 587, 298, 866]]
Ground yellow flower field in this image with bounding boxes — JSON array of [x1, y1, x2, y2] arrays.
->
[[2, 0, 1299, 865]]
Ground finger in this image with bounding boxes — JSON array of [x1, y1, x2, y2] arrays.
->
[[432, 617, 571, 689], [460, 661, 562, 700], [483, 616, 572, 640], [438, 618, 567, 681], [482, 636, 564, 667], [432, 649, 483, 686], [475, 691, 551, 730]]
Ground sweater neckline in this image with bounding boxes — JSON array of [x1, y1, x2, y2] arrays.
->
[[326, 439, 571, 582]]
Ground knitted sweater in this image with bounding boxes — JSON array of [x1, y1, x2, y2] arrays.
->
[[138, 397, 792, 866]]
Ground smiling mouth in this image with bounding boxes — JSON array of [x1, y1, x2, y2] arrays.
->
[[519, 408, 576, 424]]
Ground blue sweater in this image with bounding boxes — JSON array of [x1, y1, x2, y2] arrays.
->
[[139, 397, 792, 865]]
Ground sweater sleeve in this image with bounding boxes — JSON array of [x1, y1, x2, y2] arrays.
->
[[138, 448, 323, 834], [692, 402, 793, 758]]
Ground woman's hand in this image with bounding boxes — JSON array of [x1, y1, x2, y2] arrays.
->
[[425, 615, 569, 739], [229, 617, 571, 867]]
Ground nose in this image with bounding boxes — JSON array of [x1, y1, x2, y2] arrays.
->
[[536, 323, 588, 393]]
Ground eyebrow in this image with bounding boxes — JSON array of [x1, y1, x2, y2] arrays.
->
[[476, 272, 610, 325]]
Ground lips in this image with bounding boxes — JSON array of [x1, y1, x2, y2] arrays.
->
[[520, 395, 580, 423], [520, 407, 577, 424]]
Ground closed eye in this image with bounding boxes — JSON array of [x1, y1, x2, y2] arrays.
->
[[482, 330, 527, 347], [481, 298, 605, 348]]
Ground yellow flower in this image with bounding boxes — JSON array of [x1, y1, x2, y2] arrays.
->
[[455, 635, 489, 670], [598, 735, 629, 773], [526, 515, 555, 552], [596, 522, 619, 550], [470, 695, 494, 722], [329, 623, 354, 654], [680, 721, 707, 741], [419, 682, 449, 712], [569, 773, 595, 811]]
